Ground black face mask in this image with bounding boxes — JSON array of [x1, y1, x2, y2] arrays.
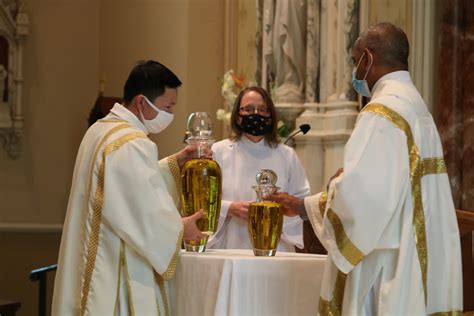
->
[[239, 114, 272, 136]]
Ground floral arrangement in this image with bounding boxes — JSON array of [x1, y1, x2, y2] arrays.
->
[[277, 120, 289, 137], [222, 70, 245, 111], [217, 70, 245, 126]]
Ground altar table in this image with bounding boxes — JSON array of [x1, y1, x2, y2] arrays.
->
[[169, 249, 327, 316]]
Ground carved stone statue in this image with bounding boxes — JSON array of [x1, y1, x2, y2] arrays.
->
[[0, 64, 7, 102], [264, 0, 307, 103]]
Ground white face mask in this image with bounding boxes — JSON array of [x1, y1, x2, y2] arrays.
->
[[140, 96, 174, 134]]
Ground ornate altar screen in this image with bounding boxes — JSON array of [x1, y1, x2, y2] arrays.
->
[[0, 1, 28, 158]]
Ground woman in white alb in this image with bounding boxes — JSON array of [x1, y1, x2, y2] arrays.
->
[[207, 87, 310, 251]]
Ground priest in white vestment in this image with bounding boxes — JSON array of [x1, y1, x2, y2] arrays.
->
[[269, 23, 463, 315], [52, 61, 206, 316], [207, 86, 311, 252]]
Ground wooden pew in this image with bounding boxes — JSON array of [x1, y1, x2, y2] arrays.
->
[[0, 300, 21, 316], [456, 209, 474, 313]]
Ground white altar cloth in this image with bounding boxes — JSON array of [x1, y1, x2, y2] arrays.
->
[[169, 249, 327, 316]]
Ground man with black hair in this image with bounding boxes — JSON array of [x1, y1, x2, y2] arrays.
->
[[269, 23, 463, 315], [52, 60, 206, 315]]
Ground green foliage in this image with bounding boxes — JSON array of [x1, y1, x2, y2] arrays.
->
[[277, 120, 290, 138]]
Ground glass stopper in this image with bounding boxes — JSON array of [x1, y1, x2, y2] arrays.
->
[[252, 169, 279, 201], [187, 112, 213, 141]]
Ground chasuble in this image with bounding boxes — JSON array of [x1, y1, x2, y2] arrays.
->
[[52, 103, 183, 316], [305, 71, 463, 315]]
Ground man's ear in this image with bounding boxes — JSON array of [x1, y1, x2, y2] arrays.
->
[[364, 48, 374, 68], [132, 95, 145, 111]]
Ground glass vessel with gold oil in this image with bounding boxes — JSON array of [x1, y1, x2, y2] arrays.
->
[[248, 169, 283, 256], [180, 112, 222, 252]]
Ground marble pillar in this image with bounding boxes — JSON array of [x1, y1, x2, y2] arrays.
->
[[437, 0, 474, 212], [295, 101, 358, 192], [460, 2, 474, 212], [436, 0, 474, 311], [295, 0, 359, 192]]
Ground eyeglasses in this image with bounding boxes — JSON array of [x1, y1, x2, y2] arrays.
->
[[239, 106, 271, 116]]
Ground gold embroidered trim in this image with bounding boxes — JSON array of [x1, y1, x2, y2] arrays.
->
[[420, 157, 447, 176], [157, 297, 162, 316], [97, 119, 128, 123], [363, 103, 428, 302], [162, 230, 183, 280], [167, 154, 182, 211], [85, 123, 131, 218], [154, 273, 162, 316], [113, 241, 124, 315], [319, 192, 328, 217], [326, 208, 365, 266], [319, 270, 347, 316], [80, 122, 130, 314], [315, 191, 363, 266], [103, 132, 146, 156], [80, 131, 146, 315], [122, 242, 135, 316], [154, 272, 170, 316], [152, 230, 183, 315], [430, 310, 463, 316]]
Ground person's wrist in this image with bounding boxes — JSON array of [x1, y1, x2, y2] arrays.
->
[[175, 151, 185, 170], [298, 199, 308, 220]]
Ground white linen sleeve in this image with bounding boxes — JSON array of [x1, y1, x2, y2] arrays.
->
[[101, 137, 183, 278], [207, 199, 232, 247], [305, 112, 410, 273], [216, 199, 231, 230], [280, 148, 311, 249], [287, 149, 311, 198], [281, 215, 304, 249], [209, 143, 232, 240]]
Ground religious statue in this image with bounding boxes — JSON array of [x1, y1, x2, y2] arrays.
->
[[0, 65, 8, 102], [264, 0, 307, 103]]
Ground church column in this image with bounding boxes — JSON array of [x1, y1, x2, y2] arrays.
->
[[261, 0, 308, 131], [436, 0, 474, 311], [295, 0, 359, 192], [437, 0, 474, 211]]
